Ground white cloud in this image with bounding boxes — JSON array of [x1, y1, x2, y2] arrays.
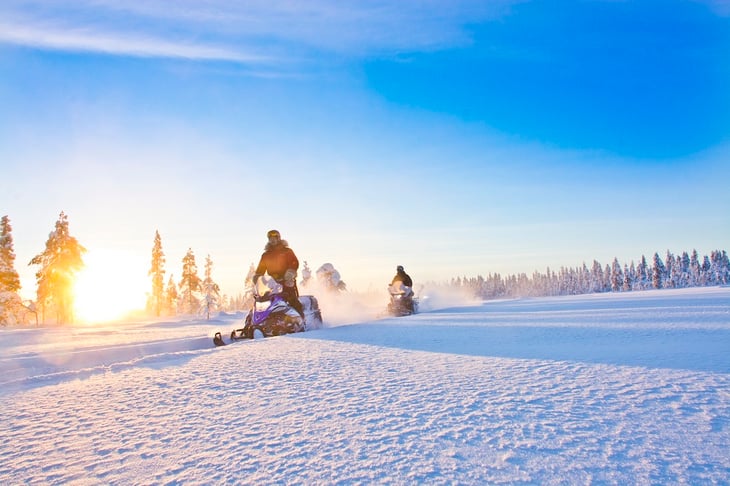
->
[[0, 0, 517, 63], [0, 19, 269, 62]]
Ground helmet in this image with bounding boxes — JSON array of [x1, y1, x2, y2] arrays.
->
[[397, 265, 404, 272], [267, 229, 280, 239]]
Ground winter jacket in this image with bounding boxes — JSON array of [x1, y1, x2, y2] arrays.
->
[[391, 270, 413, 288], [254, 240, 299, 282]]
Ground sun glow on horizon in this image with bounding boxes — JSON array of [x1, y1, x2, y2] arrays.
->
[[74, 249, 148, 323]]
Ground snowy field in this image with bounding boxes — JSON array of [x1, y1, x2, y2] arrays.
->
[[1, 286, 729, 484]]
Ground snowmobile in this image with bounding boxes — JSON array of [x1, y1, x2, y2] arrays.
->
[[386, 281, 418, 317], [213, 275, 323, 346]]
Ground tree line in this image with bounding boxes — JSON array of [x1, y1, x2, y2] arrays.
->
[[148, 229, 236, 319], [449, 249, 730, 299], [1, 212, 728, 325], [0, 212, 229, 326]]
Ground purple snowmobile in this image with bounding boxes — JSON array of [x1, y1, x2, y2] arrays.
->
[[214, 275, 322, 346]]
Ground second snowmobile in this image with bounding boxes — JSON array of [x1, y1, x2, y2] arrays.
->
[[386, 281, 418, 317]]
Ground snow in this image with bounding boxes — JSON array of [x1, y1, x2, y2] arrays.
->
[[1, 286, 729, 484]]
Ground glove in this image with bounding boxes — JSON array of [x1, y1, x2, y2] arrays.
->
[[284, 269, 296, 287]]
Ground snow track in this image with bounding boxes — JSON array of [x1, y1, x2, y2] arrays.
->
[[0, 317, 240, 391]]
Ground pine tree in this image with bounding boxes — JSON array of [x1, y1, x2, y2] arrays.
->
[[148, 230, 166, 317], [179, 249, 201, 314], [664, 250, 675, 288], [165, 274, 178, 315], [200, 254, 220, 320], [622, 263, 633, 291], [590, 260, 604, 293], [29, 212, 86, 324], [679, 252, 691, 288], [718, 250, 730, 285], [702, 255, 712, 285], [710, 250, 730, 285], [689, 249, 701, 287], [0, 216, 20, 292], [0, 215, 24, 325], [610, 257, 623, 292], [651, 253, 665, 289], [636, 255, 649, 290]]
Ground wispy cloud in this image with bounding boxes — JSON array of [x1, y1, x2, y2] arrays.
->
[[0, 19, 269, 63], [0, 0, 515, 64]]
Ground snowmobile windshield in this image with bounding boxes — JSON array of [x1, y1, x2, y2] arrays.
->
[[254, 275, 283, 300]]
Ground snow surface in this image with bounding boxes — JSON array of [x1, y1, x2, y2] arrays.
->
[[1, 286, 729, 484]]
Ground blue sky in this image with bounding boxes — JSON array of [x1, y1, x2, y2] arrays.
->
[[1, 0, 728, 308]]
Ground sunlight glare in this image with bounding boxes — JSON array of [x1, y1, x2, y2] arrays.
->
[[74, 249, 148, 323]]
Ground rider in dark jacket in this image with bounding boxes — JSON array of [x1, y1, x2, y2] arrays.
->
[[390, 265, 415, 313], [254, 229, 304, 317], [391, 265, 413, 287]]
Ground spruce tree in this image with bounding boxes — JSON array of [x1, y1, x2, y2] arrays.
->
[[0, 215, 23, 325], [200, 254, 220, 320], [622, 263, 633, 291], [702, 255, 712, 285], [29, 212, 86, 324], [179, 249, 201, 314], [637, 255, 649, 290], [165, 274, 178, 315], [652, 253, 665, 289], [0, 215, 20, 292], [148, 230, 166, 316], [664, 250, 675, 288], [689, 249, 701, 286], [679, 252, 691, 287], [610, 258, 623, 292]]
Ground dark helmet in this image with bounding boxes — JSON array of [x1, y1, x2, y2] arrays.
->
[[397, 265, 404, 272], [267, 229, 281, 239]]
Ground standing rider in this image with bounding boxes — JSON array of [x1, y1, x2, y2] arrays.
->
[[254, 229, 305, 318]]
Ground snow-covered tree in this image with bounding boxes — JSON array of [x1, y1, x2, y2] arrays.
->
[[0, 215, 20, 293], [622, 263, 634, 292], [0, 215, 24, 326], [651, 253, 665, 289], [29, 212, 86, 324], [677, 252, 691, 288], [590, 260, 604, 293], [710, 250, 730, 285], [148, 230, 166, 317], [664, 250, 675, 288], [165, 274, 178, 315], [200, 254, 220, 320], [636, 255, 649, 290], [178, 249, 201, 314], [240, 263, 257, 310], [610, 258, 623, 292], [689, 249, 701, 287], [702, 255, 712, 285]]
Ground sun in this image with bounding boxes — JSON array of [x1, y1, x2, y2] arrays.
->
[[73, 249, 148, 323]]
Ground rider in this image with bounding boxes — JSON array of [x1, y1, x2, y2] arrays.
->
[[253, 229, 305, 317], [391, 265, 413, 288], [390, 265, 415, 312]]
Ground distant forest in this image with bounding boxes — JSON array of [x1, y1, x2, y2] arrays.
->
[[449, 249, 730, 300]]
